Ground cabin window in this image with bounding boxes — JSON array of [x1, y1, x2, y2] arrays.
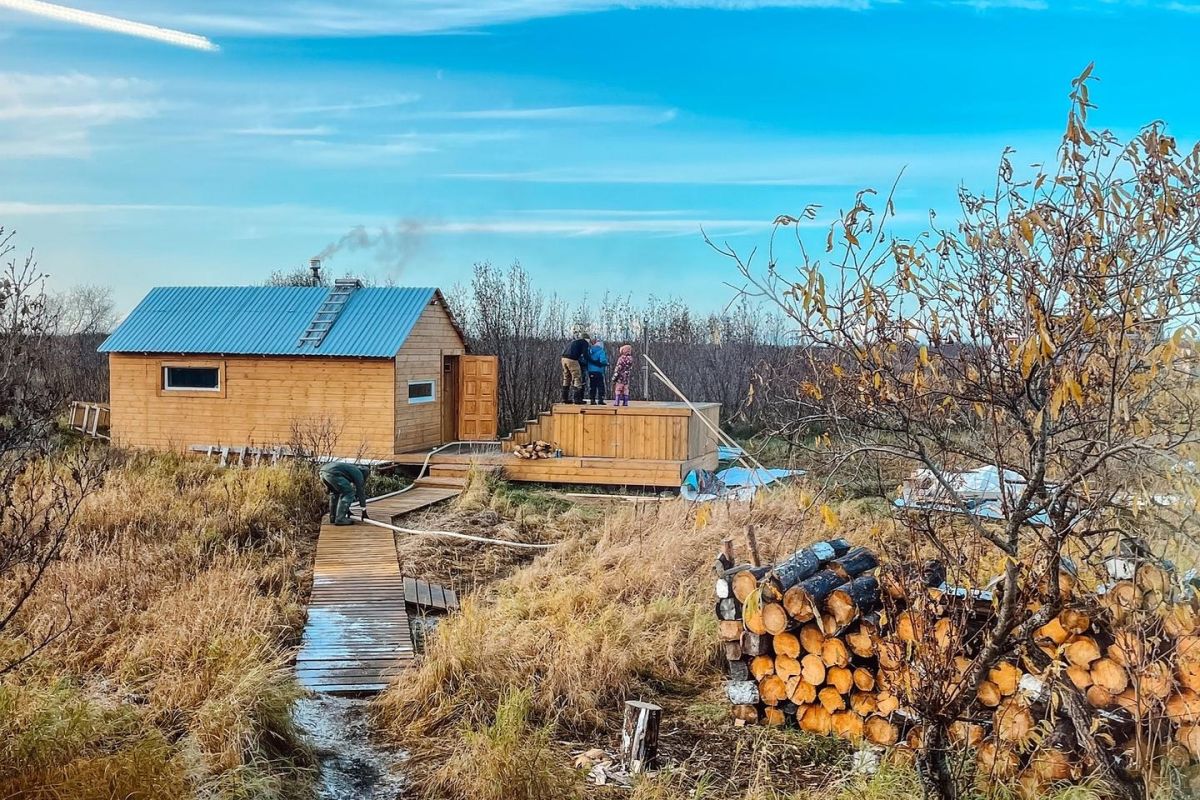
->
[[408, 379, 436, 404], [163, 365, 221, 391]]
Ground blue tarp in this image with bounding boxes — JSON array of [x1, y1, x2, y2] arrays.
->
[[681, 466, 804, 502]]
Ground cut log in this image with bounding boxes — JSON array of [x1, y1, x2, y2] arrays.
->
[[799, 704, 833, 735], [880, 559, 946, 600], [1034, 616, 1070, 646], [790, 679, 818, 705], [877, 640, 904, 671], [749, 655, 775, 681], [1064, 636, 1101, 668], [742, 588, 767, 635], [994, 699, 1035, 746], [1085, 685, 1116, 709], [759, 675, 789, 706], [895, 611, 920, 644], [875, 691, 900, 716], [741, 631, 770, 657], [826, 666, 853, 694], [1177, 725, 1200, 760], [948, 721, 985, 747], [621, 700, 661, 774], [716, 598, 741, 621], [864, 715, 899, 746], [977, 680, 1003, 708], [845, 624, 875, 658], [821, 638, 850, 668], [826, 574, 880, 627], [989, 662, 1022, 696], [718, 620, 744, 642], [764, 542, 840, 599], [723, 641, 744, 663], [1090, 657, 1129, 695], [775, 654, 802, 682], [1165, 604, 1199, 638], [817, 686, 846, 713], [829, 547, 879, 581], [1059, 608, 1091, 635], [832, 711, 865, 741], [731, 566, 770, 602], [933, 617, 953, 651], [1100, 581, 1143, 622], [1107, 630, 1146, 667], [788, 570, 845, 618], [800, 653, 826, 686], [731, 704, 759, 723], [977, 739, 1021, 782], [762, 602, 791, 635], [1166, 690, 1200, 723], [1029, 748, 1074, 785], [850, 690, 877, 716], [799, 624, 825, 656], [782, 585, 817, 622], [773, 632, 801, 659], [1138, 660, 1175, 700], [853, 667, 875, 692], [1065, 664, 1093, 691], [762, 706, 786, 727], [824, 538, 853, 557], [725, 680, 760, 705]]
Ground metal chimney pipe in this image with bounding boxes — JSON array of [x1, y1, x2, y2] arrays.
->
[[309, 258, 322, 286]]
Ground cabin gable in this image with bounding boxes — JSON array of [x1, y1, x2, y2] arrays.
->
[[393, 295, 467, 453]]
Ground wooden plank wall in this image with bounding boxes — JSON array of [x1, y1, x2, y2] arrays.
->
[[509, 403, 720, 461], [108, 354, 396, 459], [394, 298, 465, 453]]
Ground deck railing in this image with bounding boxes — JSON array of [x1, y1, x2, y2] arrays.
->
[[68, 401, 111, 440]]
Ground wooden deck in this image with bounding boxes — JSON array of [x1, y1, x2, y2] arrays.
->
[[390, 450, 713, 488], [366, 483, 463, 521], [296, 522, 415, 693], [404, 577, 459, 612]]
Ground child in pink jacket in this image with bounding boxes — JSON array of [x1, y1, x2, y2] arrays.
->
[[612, 344, 634, 406]]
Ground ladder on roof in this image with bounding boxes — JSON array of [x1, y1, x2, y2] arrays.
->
[[297, 279, 361, 348]]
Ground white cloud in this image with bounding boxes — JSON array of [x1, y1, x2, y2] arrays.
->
[[54, 0, 870, 37], [0, 0, 216, 50], [0, 72, 158, 158], [403, 105, 678, 124]]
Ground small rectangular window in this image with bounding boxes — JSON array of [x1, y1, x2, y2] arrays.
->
[[164, 366, 220, 391], [408, 379, 436, 404]]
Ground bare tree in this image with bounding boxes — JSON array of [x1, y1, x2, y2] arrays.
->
[[0, 228, 104, 673], [716, 68, 1200, 799]]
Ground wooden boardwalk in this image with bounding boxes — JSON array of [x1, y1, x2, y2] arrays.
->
[[295, 483, 463, 694]]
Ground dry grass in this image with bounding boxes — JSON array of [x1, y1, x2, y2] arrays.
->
[[375, 477, 897, 799], [0, 450, 322, 799]]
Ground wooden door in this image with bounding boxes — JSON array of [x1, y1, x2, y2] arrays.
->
[[457, 355, 498, 441], [441, 356, 459, 443]]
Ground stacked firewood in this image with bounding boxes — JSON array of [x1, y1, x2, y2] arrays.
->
[[513, 440, 556, 459], [716, 541, 1200, 783]]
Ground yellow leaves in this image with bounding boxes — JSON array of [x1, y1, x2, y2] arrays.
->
[[694, 504, 711, 530], [831, 363, 845, 379], [819, 504, 840, 529], [1019, 216, 1035, 245], [918, 345, 930, 368], [801, 381, 824, 401], [1082, 308, 1097, 336]]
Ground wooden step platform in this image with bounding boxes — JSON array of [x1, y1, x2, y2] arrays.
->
[[404, 576, 459, 612], [296, 522, 415, 694]]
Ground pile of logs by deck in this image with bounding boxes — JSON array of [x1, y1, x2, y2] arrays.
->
[[717, 540, 1200, 787], [513, 440, 556, 459]]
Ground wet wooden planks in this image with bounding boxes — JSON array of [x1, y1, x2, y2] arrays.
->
[[404, 576, 459, 612], [296, 522, 415, 694]]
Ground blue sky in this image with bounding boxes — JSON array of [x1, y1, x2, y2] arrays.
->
[[1, 1, 1198, 315]]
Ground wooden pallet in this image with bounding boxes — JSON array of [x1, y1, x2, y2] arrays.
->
[[404, 576, 459, 612], [295, 522, 415, 694]]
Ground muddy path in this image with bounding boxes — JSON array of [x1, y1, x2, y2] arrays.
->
[[294, 695, 407, 800]]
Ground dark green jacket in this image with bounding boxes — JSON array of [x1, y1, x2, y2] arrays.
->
[[319, 461, 368, 506]]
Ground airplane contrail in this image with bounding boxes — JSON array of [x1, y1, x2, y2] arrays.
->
[[0, 0, 218, 51]]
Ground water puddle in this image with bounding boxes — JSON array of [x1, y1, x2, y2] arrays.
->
[[294, 694, 407, 800]]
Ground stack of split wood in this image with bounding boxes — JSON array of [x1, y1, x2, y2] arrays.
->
[[513, 440, 556, 459], [716, 542, 1200, 787]]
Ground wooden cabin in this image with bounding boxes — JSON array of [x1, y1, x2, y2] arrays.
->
[[98, 282, 497, 460]]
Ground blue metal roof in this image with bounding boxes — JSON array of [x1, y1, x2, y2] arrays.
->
[[98, 286, 442, 358]]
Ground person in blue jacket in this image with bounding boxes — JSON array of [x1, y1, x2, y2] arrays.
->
[[586, 338, 609, 405]]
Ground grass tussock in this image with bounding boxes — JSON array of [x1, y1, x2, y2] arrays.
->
[[0, 449, 322, 799]]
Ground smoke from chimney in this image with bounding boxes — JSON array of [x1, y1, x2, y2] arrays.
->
[[313, 219, 424, 275]]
